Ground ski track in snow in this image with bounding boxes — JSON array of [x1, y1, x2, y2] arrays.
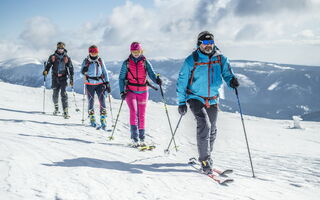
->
[[0, 82, 320, 200]]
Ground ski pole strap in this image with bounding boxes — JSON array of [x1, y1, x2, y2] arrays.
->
[[146, 81, 158, 91]]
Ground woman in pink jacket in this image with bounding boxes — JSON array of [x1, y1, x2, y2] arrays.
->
[[118, 42, 162, 147]]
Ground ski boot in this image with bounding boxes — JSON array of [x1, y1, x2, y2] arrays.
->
[[100, 109, 107, 130], [100, 115, 107, 130], [139, 129, 146, 146], [201, 159, 213, 175], [53, 104, 60, 116], [89, 109, 96, 127], [63, 108, 70, 119], [130, 138, 140, 148]]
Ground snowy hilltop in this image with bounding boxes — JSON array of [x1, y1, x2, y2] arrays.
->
[[0, 57, 320, 120], [0, 82, 319, 200]]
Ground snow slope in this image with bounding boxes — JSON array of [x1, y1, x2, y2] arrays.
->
[[0, 82, 319, 200]]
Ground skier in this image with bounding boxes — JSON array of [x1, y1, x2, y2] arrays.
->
[[81, 45, 111, 129], [43, 42, 74, 119], [119, 42, 162, 147], [176, 31, 239, 174]]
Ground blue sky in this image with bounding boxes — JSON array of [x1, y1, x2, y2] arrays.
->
[[1, 0, 320, 65]]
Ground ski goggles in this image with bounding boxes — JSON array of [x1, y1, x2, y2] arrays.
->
[[200, 40, 214, 45]]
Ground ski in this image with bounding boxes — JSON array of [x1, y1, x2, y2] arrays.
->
[[127, 143, 156, 151], [138, 145, 156, 151], [188, 157, 233, 177], [188, 162, 234, 185]]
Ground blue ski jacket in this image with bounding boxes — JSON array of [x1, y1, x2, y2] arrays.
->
[[176, 48, 236, 105]]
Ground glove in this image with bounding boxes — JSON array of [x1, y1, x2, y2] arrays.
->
[[104, 82, 111, 93], [230, 77, 240, 89], [120, 92, 127, 100], [70, 79, 74, 87], [156, 76, 162, 85], [43, 70, 48, 76], [82, 66, 89, 74], [178, 104, 187, 116]]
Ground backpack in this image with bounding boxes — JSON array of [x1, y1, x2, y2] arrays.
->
[[51, 54, 68, 64], [84, 57, 105, 80], [125, 57, 148, 87], [187, 50, 222, 108]]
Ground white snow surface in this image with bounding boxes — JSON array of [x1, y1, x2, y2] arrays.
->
[[268, 81, 281, 91], [0, 82, 320, 200]]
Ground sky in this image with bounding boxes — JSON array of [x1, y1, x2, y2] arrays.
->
[[0, 0, 320, 66]]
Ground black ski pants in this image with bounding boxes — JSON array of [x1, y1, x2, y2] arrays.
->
[[188, 99, 218, 162], [52, 76, 68, 110]]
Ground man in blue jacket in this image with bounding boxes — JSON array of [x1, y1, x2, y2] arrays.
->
[[176, 31, 239, 174]]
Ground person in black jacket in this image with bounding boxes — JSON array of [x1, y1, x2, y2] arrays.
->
[[43, 42, 74, 118]]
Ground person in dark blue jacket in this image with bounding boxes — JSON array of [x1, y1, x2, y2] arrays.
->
[[176, 31, 239, 174], [43, 42, 74, 119]]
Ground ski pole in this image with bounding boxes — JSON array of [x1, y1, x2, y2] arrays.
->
[[108, 99, 124, 140], [72, 87, 80, 112], [108, 95, 114, 127], [159, 84, 178, 151], [235, 88, 255, 178], [81, 82, 86, 124], [42, 61, 47, 114], [100, 77, 114, 126], [164, 114, 183, 153]]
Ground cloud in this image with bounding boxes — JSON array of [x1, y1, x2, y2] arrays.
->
[[235, 24, 262, 41], [102, 1, 153, 46], [194, 0, 229, 27], [1, 0, 320, 66], [231, 0, 310, 16], [19, 16, 59, 49]]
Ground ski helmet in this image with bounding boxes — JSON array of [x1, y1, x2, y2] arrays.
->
[[197, 31, 214, 46], [130, 42, 142, 51]]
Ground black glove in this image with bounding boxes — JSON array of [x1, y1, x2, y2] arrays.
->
[[82, 66, 89, 74], [178, 104, 187, 115], [156, 76, 162, 85], [103, 82, 111, 93], [230, 77, 240, 89], [120, 92, 127, 100]]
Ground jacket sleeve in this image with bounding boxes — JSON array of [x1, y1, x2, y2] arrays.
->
[[220, 55, 235, 88], [118, 61, 128, 93], [81, 59, 87, 75], [176, 57, 192, 105], [66, 56, 74, 78], [45, 55, 53, 72], [101, 59, 109, 82], [145, 60, 158, 83]]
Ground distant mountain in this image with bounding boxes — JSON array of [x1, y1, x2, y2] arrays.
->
[[1, 57, 319, 120], [301, 111, 320, 122]]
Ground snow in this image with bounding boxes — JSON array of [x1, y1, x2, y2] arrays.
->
[[268, 81, 281, 91], [0, 82, 320, 200], [305, 74, 311, 79]]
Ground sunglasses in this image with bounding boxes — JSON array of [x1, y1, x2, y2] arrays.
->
[[201, 40, 214, 45]]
